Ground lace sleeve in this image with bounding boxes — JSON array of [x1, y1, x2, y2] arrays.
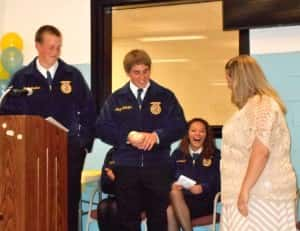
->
[[253, 96, 276, 150]]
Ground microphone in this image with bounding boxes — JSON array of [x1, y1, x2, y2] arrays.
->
[[0, 86, 34, 108], [9, 87, 33, 96]]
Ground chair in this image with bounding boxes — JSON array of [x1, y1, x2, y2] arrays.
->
[[79, 170, 101, 231], [83, 191, 220, 231], [191, 192, 221, 231], [83, 180, 148, 231], [296, 188, 300, 230], [84, 184, 102, 231]]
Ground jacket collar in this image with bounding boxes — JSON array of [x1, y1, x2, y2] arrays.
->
[[24, 57, 73, 76], [118, 80, 163, 96]]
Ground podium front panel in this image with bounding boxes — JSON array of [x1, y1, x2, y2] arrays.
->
[[0, 115, 67, 231]]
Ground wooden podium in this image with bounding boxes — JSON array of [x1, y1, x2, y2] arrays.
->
[[0, 115, 68, 231]]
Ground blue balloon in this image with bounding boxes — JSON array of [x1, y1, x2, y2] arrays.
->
[[1, 47, 23, 74]]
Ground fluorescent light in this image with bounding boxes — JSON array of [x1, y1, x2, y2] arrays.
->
[[210, 81, 227, 86], [138, 35, 206, 42], [152, 58, 190, 63]]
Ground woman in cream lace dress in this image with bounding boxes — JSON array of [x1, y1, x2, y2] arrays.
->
[[221, 55, 297, 231]]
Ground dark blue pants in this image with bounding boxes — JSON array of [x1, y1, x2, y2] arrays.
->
[[114, 165, 172, 231], [67, 143, 86, 231]]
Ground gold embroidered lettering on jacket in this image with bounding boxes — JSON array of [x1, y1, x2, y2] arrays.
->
[[25, 86, 41, 90], [108, 161, 115, 165], [114, 105, 133, 112]]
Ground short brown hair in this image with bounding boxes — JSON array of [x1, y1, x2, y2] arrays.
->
[[35, 25, 61, 43], [123, 49, 151, 73]]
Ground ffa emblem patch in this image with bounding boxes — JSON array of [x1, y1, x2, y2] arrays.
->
[[150, 102, 162, 115], [202, 158, 212, 167], [60, 81, 72, 94], [108, 161, 115, 165]]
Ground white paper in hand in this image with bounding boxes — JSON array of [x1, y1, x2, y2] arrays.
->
[[176, 175, 196, 189]]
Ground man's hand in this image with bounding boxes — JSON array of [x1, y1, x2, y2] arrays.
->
[[138, 132, 158, 150], [127, 131, 158, 151], [127, 131, 145, 145]]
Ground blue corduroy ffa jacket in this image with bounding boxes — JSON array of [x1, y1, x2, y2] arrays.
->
[[0, 58, 96, 151], [96, 80, 186, 167], [171, 148, 221, 200]]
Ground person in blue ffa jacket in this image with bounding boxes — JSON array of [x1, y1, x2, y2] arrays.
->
[[167, 118, 220, 231], [97, 147, 149, 231], [0, 25, 96, 231], [97, 147, 119, 231], [96, 49, 186, 231]]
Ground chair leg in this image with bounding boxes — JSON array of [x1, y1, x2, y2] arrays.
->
[[212, 192, 221, 231], [85, 187, 100, 231], [78, 202, 82, 231], [142, 218, 147, 231]]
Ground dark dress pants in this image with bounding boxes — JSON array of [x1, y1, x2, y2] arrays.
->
[[114, 165, 172, 231], [67, 143, 86, 231]]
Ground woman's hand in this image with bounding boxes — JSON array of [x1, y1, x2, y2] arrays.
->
[[171, 182, 183, 191], [105, 168, 116, 181], [189, 184, 203, 195], [237, 138, 270, 217], [237, 189, 249, 217]]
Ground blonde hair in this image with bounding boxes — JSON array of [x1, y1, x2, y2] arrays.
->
[[225, 55, 286, 113]]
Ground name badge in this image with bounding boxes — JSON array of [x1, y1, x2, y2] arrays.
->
[[25, 86, 41, 90], [114, 105, 133, 112]]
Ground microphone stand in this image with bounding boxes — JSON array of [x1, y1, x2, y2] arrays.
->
[[0, 86, 13, 108]]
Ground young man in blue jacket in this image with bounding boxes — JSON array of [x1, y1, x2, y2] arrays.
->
[[0, 25, 96, 231], [96, 49, 186, 231]]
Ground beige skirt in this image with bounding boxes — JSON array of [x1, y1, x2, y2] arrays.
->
[[220, 199, 297, 231]]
